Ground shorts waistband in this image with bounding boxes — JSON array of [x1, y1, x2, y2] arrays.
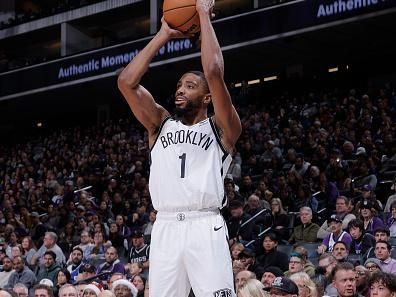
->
[[157, 209, 219, 221]]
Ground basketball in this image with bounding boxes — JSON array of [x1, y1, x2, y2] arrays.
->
[[163, 0, 200, 34]]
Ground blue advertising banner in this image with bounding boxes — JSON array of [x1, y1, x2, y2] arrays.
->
[[1, 0, 395, 99]]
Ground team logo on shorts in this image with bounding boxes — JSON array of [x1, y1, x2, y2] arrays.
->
[[176, 213, 185, 221], [213, 288, 232, 297]]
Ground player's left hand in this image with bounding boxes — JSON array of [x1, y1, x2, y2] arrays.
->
[[160, 17, 195, 39], [196, 0, 215, 14]]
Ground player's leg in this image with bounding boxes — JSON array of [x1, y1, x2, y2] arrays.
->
[[185, 214, 236, 297], [149, 219, 191, 297]]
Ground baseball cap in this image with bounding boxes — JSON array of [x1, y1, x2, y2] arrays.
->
[[238, 249, 255, 259], [80, 263, 96, 273], [130, 230, 144, 238], [359, 200, 374, 210], [328, 214, 342, 224], [262, 266, 284, 277], [356, 147, 367, 156], [39, 279, 54, 287], [228, 200, 243, 209], [270, 277, 299, 294], [361, 184, 373, 191], [30, 212, 40, 218]]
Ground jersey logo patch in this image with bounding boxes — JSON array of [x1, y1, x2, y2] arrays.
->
[[213, 288, 232, 297], [176, 213, 186, 221], [214, 226, 223, 231]]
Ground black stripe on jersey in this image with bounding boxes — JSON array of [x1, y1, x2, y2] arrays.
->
[[208, 117, 229, 156], [150, 116, 171, 153]]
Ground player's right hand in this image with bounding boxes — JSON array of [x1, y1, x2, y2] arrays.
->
[[160, 17, 194, 39]]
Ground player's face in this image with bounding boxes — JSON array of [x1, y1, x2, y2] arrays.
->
[[174, 73, 208, 114]]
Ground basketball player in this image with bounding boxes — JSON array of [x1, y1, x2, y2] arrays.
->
[[117, 0, 241, 296]]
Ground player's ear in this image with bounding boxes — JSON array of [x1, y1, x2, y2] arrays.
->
[[203, 93, 211, 104]]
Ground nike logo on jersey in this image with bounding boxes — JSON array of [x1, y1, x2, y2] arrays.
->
[[214, 226, 223, 231]]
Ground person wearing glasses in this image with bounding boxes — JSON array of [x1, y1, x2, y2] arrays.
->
[[364, 258, 382, 274], [289, 272, 318, 297], [354, 266, 370, 297], [284, 253, 305, 277]]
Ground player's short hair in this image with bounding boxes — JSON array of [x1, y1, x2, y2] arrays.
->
[[185, 71, 209, 93]]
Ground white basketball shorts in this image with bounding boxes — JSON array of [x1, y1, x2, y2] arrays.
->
[[149, 210, 235, 297]]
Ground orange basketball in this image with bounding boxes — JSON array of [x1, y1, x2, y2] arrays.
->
[[163, 0, 200, 34]]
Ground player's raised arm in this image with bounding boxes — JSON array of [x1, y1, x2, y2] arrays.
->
[[196, 0, 242, 152], [117, 19, 185, 138]]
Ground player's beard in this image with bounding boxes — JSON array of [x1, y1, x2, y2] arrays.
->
[[174, 100, 197, 118]]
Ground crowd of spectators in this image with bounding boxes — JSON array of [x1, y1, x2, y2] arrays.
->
[[0, 1, 103, 30], [1, 81, 396, 297]]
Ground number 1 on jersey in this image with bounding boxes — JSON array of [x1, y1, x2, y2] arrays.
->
[[179, 153, 186, 178]]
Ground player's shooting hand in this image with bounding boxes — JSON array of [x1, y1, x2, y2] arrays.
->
[[196, 0, 215, 14], [160, 17, 194, 39]]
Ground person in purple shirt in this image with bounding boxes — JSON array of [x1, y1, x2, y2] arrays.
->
[[358, 200, 384, 235], [97, 246, 125, 282], [317, 214, 352, 254]]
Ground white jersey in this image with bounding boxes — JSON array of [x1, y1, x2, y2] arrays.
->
[[149, 116, 232, 212]]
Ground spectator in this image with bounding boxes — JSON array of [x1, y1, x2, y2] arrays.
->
[[31, 232, 66, 266], [230, 242, 245, 261], [83, 283, 104, 297], [238, 249, 257, 273], [6, 256, 36, 292], [36, 251, 61, 284], [127, 231, 149, 278], [256, 233, 288, 271], [354, 265, 370, 297], [131, 275, 145, 297], [111, 279, 137, 297], [317, 196, 356, 239], [317, 253, 337, 296], [364, 258, 382, 274], [66, 247, 84, 284], [386, 202, 396, 237], [289, 207, 320, 244], [237, 279, 268, 297], [21, 237, 36, 266], [374, 241, 396, 274], [268, 276, 299, 297], [13, 283, 29, 297], [235, 270, 256, 292], [0, 256, 13, 288], [270, 198, 289, 240], [58, 284, 78, 297], [97, 247, 125, 282], [257, 266, 284, 289], [368, 271, 396, 297], [284, 252, 305, 277], [317, 215, 353, 254], [358, 201, 384, 235], [348, 219, 375, 255], [87, 232, 109, 264], [108, 273, 125, 291], [332, 262, 360, 297], [226, 200, 255, 244], [289, 272, 318, 297], [331, 241, 350, 263], [34, 284, 54, 297], [290, 154, 311, 177]]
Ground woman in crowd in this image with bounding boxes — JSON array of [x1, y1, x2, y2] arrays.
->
[[131, 274, 146, 297], [237, 279, 269, 297], [21, 236, 36, 265], [54, 268, 72, 297], [87, 231, 110, 263], [289, 272, 318, 297], [271, 198, 289, 240]]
